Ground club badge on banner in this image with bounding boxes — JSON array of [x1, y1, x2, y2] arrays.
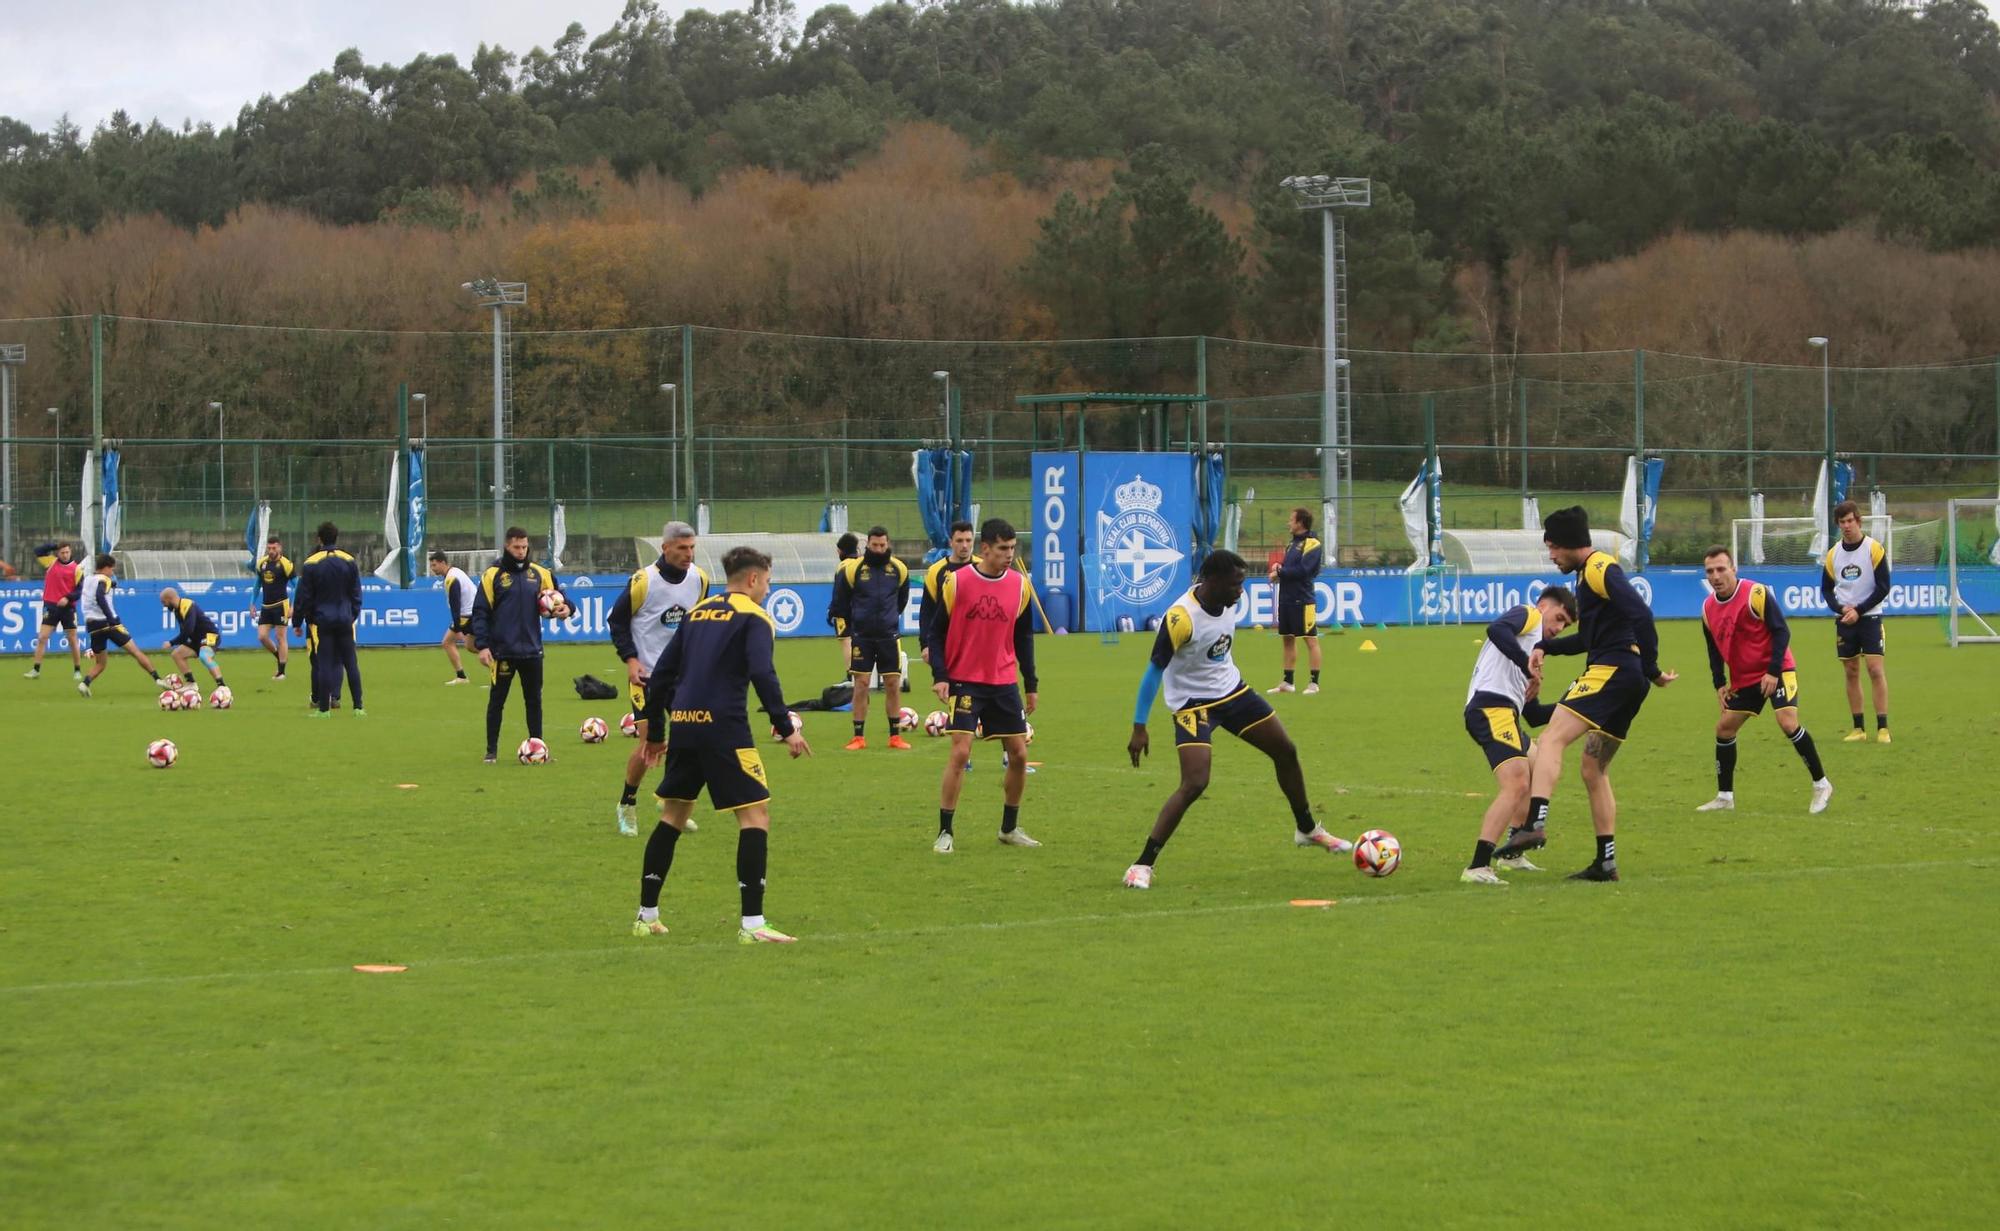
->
[[1081, 452, 1196, 632]]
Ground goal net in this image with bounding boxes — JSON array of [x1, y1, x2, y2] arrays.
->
[[1944, 499, 2000, 646], [1730, 515, 1943, 569]]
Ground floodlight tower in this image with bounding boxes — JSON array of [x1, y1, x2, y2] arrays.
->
[[462, 278, 527, 550], [1278, 174, 1371, 559], [0, 344, 23, 570]]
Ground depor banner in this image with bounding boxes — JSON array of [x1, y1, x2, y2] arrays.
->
[[1082, 452, 1196, 632], [1, 566, 1991, 655], [1029, 451, 1078, 632]]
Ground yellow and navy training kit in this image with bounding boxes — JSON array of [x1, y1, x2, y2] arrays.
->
[[607, 556, 709, 723], [471, 555, 561, 660], [830, 553, 910, 675], [256, 555, 295, 626], [1703, 586, 1800, 715], [1820, 536, 1891, 659], [1169, 688, 1273, 748], [1273, 532, 1323, 636], [168, 597, 222, 649], [80, 572, 132, 653], [294, 546, 365, 712], [1464, 692, 1559, 771], [1134, 590, 1275, 748], [1541, 550, 1661, 742], [646, 592, 792, 811]]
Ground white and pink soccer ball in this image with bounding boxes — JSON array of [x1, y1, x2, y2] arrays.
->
[[923, 710, 949, 737], [1354, 829, 1402, 878], [178, 686, 202, 710], [579, 716, 609, 743], [538, 589, 569, 618], [146, 738, 178, 768], [517, 737, 551, 764], [896, 705, 918, 732], [619, 712, 640, 738], [158, 689, 184, 712], [208, 686, 234, 710]]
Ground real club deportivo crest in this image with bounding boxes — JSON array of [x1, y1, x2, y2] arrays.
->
[[1096, 474, 1185, 607]]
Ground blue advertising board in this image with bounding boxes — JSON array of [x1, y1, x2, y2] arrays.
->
[[1081, 451, 1197, 633], [1029, 451, 1079, 632], [1, 565, 1990, 656]]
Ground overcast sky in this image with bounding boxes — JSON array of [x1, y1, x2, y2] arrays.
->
[[1, 1, 746, 134], [7, 0, 2000, 135]]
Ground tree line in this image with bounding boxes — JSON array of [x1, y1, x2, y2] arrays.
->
[[6, 0, 2000, 357]]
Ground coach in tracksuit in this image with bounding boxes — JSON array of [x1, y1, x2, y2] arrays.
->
[[292, 521, 365, 716], [471, 525, 568, 763]]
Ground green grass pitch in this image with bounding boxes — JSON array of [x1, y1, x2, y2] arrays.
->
[[4, 619, 1995, 1227]]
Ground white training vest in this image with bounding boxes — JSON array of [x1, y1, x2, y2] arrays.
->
[[1160, 589, 1244, 710], [80, 573, 119, 625], [444, 567, 476, 620], [1824, 536, 1886, 610], [1465, 603, 1543, 709], [628, 562, 709, 668]]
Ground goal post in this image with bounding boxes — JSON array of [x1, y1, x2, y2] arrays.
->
[[1944, 498, 2000, 646]]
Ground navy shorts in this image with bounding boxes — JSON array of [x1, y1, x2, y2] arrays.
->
[[1171, 686, 1276, 747], [1724, 670, 1800, 715], [41, 602, 75, 630], [258, 602, 291, 628], [1836, 616, 1885, 659], [849, 635, 902, 676], [948, 682, 1028, 740], [1556, 661, 1651, 742], [1276, 601, 1318, 638], [655, 746, 770, 812], [1464, 702, 1531, 770], [86, 621, 132, 654]]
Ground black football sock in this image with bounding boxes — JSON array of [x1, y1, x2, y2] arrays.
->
[[620, 781, 639, 806], [1138, 837, 1166, 866], [1292, 804, 1316, 835], [640, 821, 682, 909], [736, 827, 768, 920], [1851, 712, 1865, 730], [853, 719, 865, 738], [455, 668, 466, 679], [1471, 839, 1495, 869], [938, 808, 954, 836], [1310, 670, 1320, 685], [1877, 712, 1889, 731], [1716, 737, 1737, 792], [1527, 797, 1550, 833], [1283, 669, 1295, 685], [213, 675, 225, 688], [1596, 834, 1616, 866], [1001, 804, 1020, 834], [1790, 727, 1825, 780]]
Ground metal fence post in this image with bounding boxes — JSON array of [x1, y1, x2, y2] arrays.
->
[[681, 325, 697, 524], [1744, 367, 1755, 500]]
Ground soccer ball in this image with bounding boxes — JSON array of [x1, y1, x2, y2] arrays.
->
[[162, 673, 183, 690], [897, 705, 918, 732], [771, 710, 801, 740], [923, 710, 949, 736], [208, 686, 234, 710], [618, 711, 640, 738], [517, 737, 551, 764], [178, 687, 202, 710], [146, 738, 178, 768], [158, 689, 183, 712], [1353, 829, 1402, 878], [579, 716, 609, 743], [538, 589, 568, 618]]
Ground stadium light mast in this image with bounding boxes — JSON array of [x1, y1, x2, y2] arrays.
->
[[209, 401, 224, 528], [1279, 173, 1371, 561], [659, 384, 679, 507], [1808, 336, 1832, 513], [463, 278, 527, 550], [0, 344, 23, 571]]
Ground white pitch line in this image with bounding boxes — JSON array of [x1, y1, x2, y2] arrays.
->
[[0, 858, 1986, 998]]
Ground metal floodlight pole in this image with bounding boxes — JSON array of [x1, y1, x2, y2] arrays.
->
[[0, 344, 23, 572], [48, 406, 61, 530], [209, 401, 224, 527], [1279, 174, 1371, 562], [659, 384, 678, 507], [1809, 336, 1832, 519], [463, 278, 526, 550]]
